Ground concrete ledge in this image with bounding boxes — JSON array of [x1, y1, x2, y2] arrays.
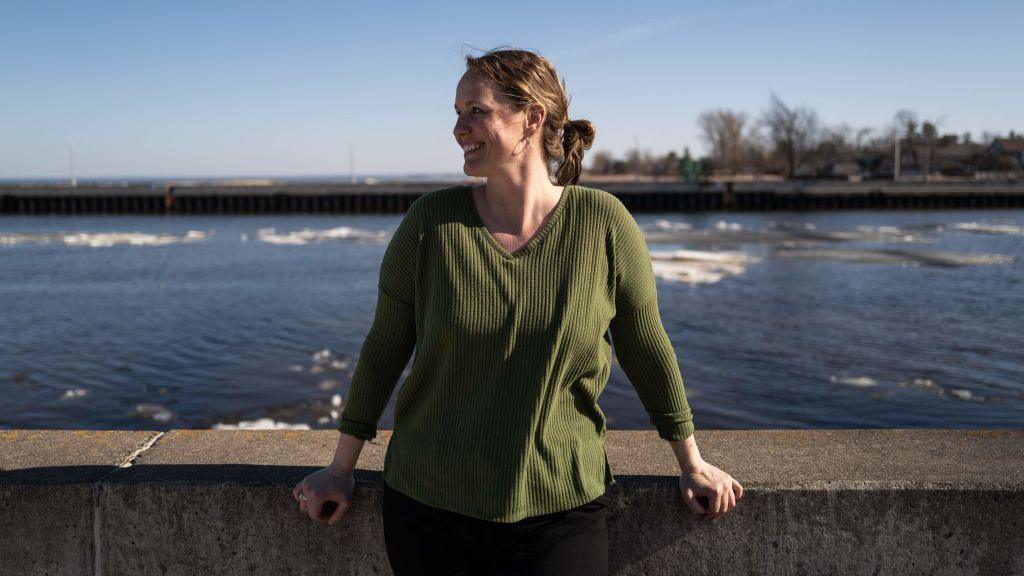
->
[[2, 429, 1022, 575]]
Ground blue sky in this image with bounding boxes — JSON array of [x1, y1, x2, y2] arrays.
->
[[1, 0, 1020, 179]]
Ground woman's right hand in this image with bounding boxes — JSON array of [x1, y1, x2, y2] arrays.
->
[[292, 464, 355, 526]]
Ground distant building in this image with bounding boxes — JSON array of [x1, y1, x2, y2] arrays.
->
[[933, 141, 988, 177], [987, 137, 1024, 170]]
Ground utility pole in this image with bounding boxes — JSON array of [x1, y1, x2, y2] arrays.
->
[[348, 143, 355, 184], [633, 135, 640, 181], [69, 141, 77, 187], [893, 134, 901, 182], [923, 141, 930, 183]]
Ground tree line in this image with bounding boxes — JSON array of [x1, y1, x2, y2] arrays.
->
[[584, 93, 1021, 180]]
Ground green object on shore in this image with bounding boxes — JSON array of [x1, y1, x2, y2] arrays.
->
[[681, 148, 702, 183]]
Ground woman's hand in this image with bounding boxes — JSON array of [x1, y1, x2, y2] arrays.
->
[[292, 464, 355, 526], [678, 459, 743, 519]]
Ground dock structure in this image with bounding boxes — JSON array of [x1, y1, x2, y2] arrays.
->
[[2, 181, 1023, 214]]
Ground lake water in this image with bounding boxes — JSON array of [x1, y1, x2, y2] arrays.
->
[[2, 209, 1022, 432]]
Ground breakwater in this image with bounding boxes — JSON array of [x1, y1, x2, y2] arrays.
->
[[3, 181, 1023, 214], [2, 429, 1022, 575]]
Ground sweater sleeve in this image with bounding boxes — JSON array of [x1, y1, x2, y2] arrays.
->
[[338, 203, 420, 440], [608, 207, 695, 441]]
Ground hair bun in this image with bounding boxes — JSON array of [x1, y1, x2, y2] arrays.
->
[[562, 119, 596, 150]]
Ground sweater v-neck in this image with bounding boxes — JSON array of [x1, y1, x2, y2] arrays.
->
[[464, 184, 572, 260]]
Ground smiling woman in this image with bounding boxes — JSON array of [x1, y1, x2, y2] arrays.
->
[[291, 46, 743, 576], [455, 48, 595, 187]]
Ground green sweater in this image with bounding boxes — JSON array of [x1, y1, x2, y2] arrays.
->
[[338, 183, 694, 522]]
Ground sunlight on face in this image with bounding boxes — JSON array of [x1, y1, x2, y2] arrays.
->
[[453, 71, 529, 178]]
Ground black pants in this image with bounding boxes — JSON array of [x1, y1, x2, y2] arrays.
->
[[382, 482, 609, 576]]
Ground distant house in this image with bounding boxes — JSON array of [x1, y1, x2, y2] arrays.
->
[[933, 141, 988, 177], [987, 137, 1024, 170]]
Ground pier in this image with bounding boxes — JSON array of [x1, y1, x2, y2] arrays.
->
[[2, 429, 1022, 575], [2, 181, 1023, 214]]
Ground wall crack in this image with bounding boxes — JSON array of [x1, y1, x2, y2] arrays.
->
[[115, 431, 165, 469], [94, 431, 166, 576]]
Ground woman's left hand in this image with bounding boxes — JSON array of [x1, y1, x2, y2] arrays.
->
[[678, 460, 743, 519]]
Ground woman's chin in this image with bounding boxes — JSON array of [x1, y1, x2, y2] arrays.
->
[[462, 163, 485, 178]]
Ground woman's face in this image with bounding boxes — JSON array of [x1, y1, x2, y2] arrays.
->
[[453, 71, 531, 178]]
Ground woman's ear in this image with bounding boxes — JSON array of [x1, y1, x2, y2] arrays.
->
[[526, 103, 546, 134]]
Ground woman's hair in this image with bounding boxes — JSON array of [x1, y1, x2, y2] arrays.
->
[[465, 47, 595, 186]]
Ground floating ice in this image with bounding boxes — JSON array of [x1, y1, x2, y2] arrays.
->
[[133, 403, 175, 422], [318, 379, 341, 391], [212, 417, 310, 430], [331, 394, 343, 407], [773, 247, 1013, 267], [60, 388, 88, 400], [649, 249, 758, 285], [830, 375, 878, 388], [255, 226, 389, 245], [909, 377, 937, 389], [1, 230, 208, 248], [652, 219, 693, 231], [288, 364, 304, 372], [769, 221, 817, 230], [947, 389, 985, 402], [312, 349, 333, 364], [951, 222, 1024, 235]]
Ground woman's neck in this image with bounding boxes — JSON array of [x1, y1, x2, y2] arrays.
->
[[478, 166, 563, 235]]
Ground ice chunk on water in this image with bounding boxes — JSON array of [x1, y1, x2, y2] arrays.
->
[[830, 375, 878, 388], [212, 417, 310, 430], [133, 403, 175, 422]]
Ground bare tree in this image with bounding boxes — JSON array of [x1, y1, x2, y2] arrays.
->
[[892, 109, 920, 172], [848, 126, 872, 151], [617, 147, 654, 177], [812, 123, 857, 176], [697, 109, 750, 174], [760, 93, 821, 177], [586, 150, 616, 175]]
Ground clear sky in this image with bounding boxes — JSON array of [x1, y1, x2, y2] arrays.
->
[[1, 0, 1020, 179]]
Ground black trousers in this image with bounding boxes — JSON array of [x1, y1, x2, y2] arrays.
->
[[382, 482, 610, 576]]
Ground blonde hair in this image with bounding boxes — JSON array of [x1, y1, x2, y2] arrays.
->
[[465, 47, 596, 185]]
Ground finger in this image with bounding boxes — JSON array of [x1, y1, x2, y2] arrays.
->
[[733, 479, 744, 500], [292, 484, 302, 502], [726, 487, 736, 513], [306, 498, 322, 522], [711, 489, 724, 516], [681, 486, 705, 515], [328, 499, 350, 525]]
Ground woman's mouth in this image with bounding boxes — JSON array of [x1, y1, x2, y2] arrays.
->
[[463, 142, 483, 156]]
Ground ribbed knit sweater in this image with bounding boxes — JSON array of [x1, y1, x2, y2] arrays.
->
[[338, 183, 694, 523]]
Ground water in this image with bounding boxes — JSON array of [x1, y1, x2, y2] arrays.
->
[[2, 209, 1022, 432]]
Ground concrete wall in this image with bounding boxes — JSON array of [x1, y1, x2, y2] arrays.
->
[[2, 429, 1022, 575]]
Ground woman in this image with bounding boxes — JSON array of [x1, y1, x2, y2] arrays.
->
[[292, 47, 743, 575]]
